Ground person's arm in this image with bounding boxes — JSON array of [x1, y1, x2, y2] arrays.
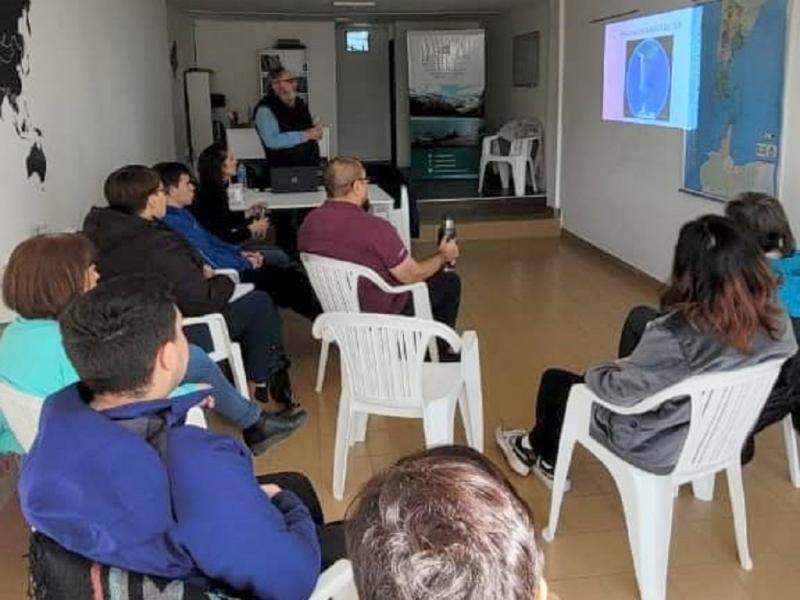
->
[[585, 318, 691, 408], [158, 234, 235, 316], [255, 106, 310, 150], [170, 431, 321, 600], [390, 239, 459, 285]]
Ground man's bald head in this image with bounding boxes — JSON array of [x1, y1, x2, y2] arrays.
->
[[324, 157, 367, 201]]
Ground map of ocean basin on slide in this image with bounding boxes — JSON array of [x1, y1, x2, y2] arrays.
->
[[683, 0, 787, 199]]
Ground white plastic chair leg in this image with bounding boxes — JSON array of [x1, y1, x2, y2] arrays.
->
[[619, 474, 674, 600], [782, 415, 800, 488], [422, 398, 456, 447], [478, 160, 487, 194], [527, 158, 539, 193], [512, 159, 527, 197], [543, 412, 585, 542], [726, 463, 753, 570], [315, 340, 331, 393], [497, 163, 510, 190], [350, 411, 368, 445], [333, 404, 353, 500], [691, 474, 716, 502], [459, 338, 484, 453]]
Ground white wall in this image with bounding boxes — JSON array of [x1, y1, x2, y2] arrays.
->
[[486, 1, 550, 189], [192, 18, 338, 156], [167, 4, 197, 163], [559, 0, 730, 281], [393, 20, 483, 167], [779, 0, 800, 230], [0, 0, 175, 265]]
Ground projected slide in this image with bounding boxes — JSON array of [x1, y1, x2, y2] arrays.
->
[[603, 7, 702, 129]]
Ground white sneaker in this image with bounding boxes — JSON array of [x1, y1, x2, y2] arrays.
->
[[495, 426, 537, 476]]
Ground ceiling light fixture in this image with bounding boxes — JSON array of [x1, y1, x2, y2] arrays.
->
[[332, 1, 376, 7]]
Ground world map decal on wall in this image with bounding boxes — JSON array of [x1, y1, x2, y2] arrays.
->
[[683, 0, 787, 200], [0, 0, 46, 183]]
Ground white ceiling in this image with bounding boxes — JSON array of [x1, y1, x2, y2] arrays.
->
[[171, 0, 528, 19]]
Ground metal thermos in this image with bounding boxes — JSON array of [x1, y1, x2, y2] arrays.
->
[[438, 214, 457, 269]]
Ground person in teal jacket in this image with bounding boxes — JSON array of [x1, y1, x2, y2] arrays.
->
[[0, 233, 305, 455]]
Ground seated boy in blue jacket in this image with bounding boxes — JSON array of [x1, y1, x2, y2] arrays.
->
[[18, 273, 344, 600], [155, 162, 321, 321]]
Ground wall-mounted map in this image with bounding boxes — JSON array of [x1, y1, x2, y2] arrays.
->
[[1, 0, 46, 183], [683, 0, 787, 200]]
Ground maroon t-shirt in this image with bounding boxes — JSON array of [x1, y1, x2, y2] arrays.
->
[[298, 200, 410, 313]]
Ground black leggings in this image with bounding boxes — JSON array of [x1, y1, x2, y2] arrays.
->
[[256, 472, 346, 569]]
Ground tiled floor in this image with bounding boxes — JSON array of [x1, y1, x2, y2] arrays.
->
[[2, 235, 800, 599]]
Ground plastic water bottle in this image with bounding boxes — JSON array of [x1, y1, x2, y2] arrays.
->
[[237, 163, 248, 188]]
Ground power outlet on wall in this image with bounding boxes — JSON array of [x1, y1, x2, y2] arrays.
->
[[32, 221, 48, 236]]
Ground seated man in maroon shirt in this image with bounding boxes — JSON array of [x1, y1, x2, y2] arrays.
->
[[298, 157, 461, 331]]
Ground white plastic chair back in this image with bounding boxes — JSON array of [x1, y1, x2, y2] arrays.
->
[[670, 361, 784, 481], [314, 313, 459, 413], [307, 559, 358, 600], [301, 254, 366, 313], [0, 382, 41, 452]]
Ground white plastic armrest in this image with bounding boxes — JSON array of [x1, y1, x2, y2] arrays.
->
[[214, 269, 241, 284], [570, 383, 687, 416], [308, 559, 356, 600], [482, 134, 500, 155], [182, 313, 232, 363]]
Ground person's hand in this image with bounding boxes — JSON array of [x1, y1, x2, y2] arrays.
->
[[439, 239, 459, 263], [261, 483, 282, 498], [245, 203, 268, 219], [242, 251, 264, 269], [202, 265, 215, 279], [248, 217, 270, 240], [305, 127, 323, 142]]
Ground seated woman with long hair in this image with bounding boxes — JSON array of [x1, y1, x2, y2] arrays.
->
[[192, 143, 320, 320], [496, 215, 797, 486], [0, 233, 304, 456]]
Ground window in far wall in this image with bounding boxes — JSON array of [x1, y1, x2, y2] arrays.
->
[[513, 31, 540, 87], [346, 30, 370, 52]]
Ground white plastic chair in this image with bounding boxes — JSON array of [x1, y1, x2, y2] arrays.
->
[[182, 313, 249, 398], [312, 313, 484, 500], [0, 382, 40, 452], [782, 414, 800, 488], [543, 359, 786, 600], [478, 121, 542, 197], [301, 253, 438, 393], [0, 382, 207, 455], [308, 559, 359, 600]]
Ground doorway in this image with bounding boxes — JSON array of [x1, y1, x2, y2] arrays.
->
[[335, 24, 393, 161]]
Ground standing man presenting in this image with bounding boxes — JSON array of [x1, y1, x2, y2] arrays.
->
[[254, 67, 323, 167]]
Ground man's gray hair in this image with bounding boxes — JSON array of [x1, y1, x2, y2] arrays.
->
[[346, 446, 544, 600]]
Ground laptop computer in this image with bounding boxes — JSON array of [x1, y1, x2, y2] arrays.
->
[[270, 166, 322, 193]]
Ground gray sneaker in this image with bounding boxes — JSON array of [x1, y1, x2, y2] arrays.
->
[[495, 426, 537, 476]]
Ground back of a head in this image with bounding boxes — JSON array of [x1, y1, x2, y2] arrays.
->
[[345, 446, 543, 600], [2, 233, 96, 320], [726, 192, 796, 257], [153, 161, 192, 189], [196, 143, 228, 189], [59, 274, 177, 395], [662, 214, 781, 352], [104, 165, 161, 215], [324, 157, 364, 199]]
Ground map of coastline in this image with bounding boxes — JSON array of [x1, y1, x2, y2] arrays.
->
[[0, 0, 46, 183], [683, 0, 786, 200]]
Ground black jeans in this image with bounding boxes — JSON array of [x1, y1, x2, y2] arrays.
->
[[242, 264, 322, 321], [256, 472, 346, 569], [527, 369, 585, 466], [402, 270, 461, 329], [617, 305, 800, 464], [185, 290, 284, 384]]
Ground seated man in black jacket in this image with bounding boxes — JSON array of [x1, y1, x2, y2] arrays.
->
[[83, 165, 298, 410]]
